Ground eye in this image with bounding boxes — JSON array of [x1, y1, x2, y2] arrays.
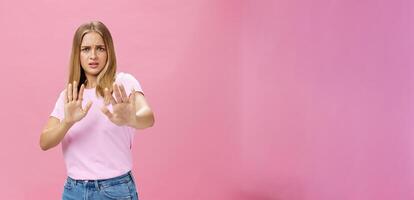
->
[[98, 47, 106, 51], [81, 47, 89, 52]]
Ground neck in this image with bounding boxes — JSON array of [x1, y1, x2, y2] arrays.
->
[[85, 75, 97, 89]]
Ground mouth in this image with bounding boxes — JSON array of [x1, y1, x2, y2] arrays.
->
[[88, 62, 99, 68]]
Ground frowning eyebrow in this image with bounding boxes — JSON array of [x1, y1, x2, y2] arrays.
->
[[81, 45, 106, 48]]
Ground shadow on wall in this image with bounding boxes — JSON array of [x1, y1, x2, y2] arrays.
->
[[231, 186, 304, 200], [232, 191, 280, 200], [229, 176, 305, 200]]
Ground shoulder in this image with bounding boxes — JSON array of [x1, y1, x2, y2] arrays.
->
[[115, 71, 141, 84], [116, 71, 137, 81], [115, 71, 144, 93], [52, 88, 66, 103], [58, 88, 66, 97]]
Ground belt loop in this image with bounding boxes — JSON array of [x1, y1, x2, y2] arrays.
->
[[94, 180, 99, 190], [129, 171, 136, 184]]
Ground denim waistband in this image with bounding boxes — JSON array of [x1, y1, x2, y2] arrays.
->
[[66, 171, 135, 189]]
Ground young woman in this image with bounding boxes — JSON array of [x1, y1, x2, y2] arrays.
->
[[40, 21, 154, 200]]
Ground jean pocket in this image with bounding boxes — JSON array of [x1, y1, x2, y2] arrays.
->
[[63, 180, 73, 191], [101, 182, 132, 199]]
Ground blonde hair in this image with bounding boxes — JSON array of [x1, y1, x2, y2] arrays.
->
[[68, 21, 117, 98]]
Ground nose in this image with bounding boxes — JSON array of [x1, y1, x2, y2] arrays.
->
[[90, 49, 97, 60]]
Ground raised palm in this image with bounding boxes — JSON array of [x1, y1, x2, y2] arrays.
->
[[63, 81, 93, 124], [101, 83, 137, 126]]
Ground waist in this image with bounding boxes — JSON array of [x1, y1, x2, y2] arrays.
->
[[66, 171, 134, 189]]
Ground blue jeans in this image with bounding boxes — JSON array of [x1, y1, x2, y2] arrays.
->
[[62, 171, 139, 200]]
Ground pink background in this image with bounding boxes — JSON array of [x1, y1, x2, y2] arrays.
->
[[0, 0, 413, 199]]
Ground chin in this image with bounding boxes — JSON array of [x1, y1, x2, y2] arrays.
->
[[84, 67, 104, 76]]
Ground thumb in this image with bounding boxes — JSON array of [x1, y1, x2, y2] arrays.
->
[[101, 105, 113, 119], [83, 101, 93, 114], [128, 90, 134, 102]]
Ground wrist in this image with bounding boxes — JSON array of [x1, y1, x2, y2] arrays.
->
[[62, 118, 75, 127]]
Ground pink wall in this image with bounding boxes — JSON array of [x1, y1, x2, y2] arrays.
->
[[237, 0, 414, 199], [0, 0, 412, 199]]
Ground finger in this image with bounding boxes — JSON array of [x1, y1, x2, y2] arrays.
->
[[110, 95, 117, 105], [83, 101, 93, 114], [73, 81, 78, 101], [128, 89, 135, 103], [68, 83, 73, 101], [64, 88, 69, 104], [119, 84, 128, 103], [105, 87, 116, 105], [113, 83, 123, 103], [104, 88, 110, 105], [101, 106, 113, 119], [78, 84, 85, 101]]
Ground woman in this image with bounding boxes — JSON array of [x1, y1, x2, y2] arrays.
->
[[40, 21, 154, 200]]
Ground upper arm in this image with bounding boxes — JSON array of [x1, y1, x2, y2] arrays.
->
[[50, 90, 65, 121]]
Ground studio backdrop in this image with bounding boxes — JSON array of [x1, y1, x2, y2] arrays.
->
[[0, 0, 412, 199]]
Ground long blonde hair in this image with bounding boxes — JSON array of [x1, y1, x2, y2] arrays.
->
[[68, 21, 117, 98]]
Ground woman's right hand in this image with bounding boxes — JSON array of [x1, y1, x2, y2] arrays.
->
[[63, 81, 93, 125]]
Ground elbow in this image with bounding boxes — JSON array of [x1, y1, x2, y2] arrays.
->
[[40, 140, 49, 151], [148, 115, 155, 128], [39, 133, 50, 151], [147, 112, 155, 128], [40, 146, 49, 151], [40, 142, 49, 151]]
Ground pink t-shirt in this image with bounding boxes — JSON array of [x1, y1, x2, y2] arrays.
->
[[50, 72, 143, 180]]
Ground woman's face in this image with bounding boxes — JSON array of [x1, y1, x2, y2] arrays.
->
[[80, 32, 108, 77]]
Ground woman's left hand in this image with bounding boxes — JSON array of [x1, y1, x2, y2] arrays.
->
[[101, 83, 137, 126]]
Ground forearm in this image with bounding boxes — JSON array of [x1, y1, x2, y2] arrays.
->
[[40, 120, 74, 151], [127, 108, 155, 129]]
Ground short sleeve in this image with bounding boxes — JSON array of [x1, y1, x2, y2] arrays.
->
[[50, 90, 65, 121], [116, 72, 144, 96]]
